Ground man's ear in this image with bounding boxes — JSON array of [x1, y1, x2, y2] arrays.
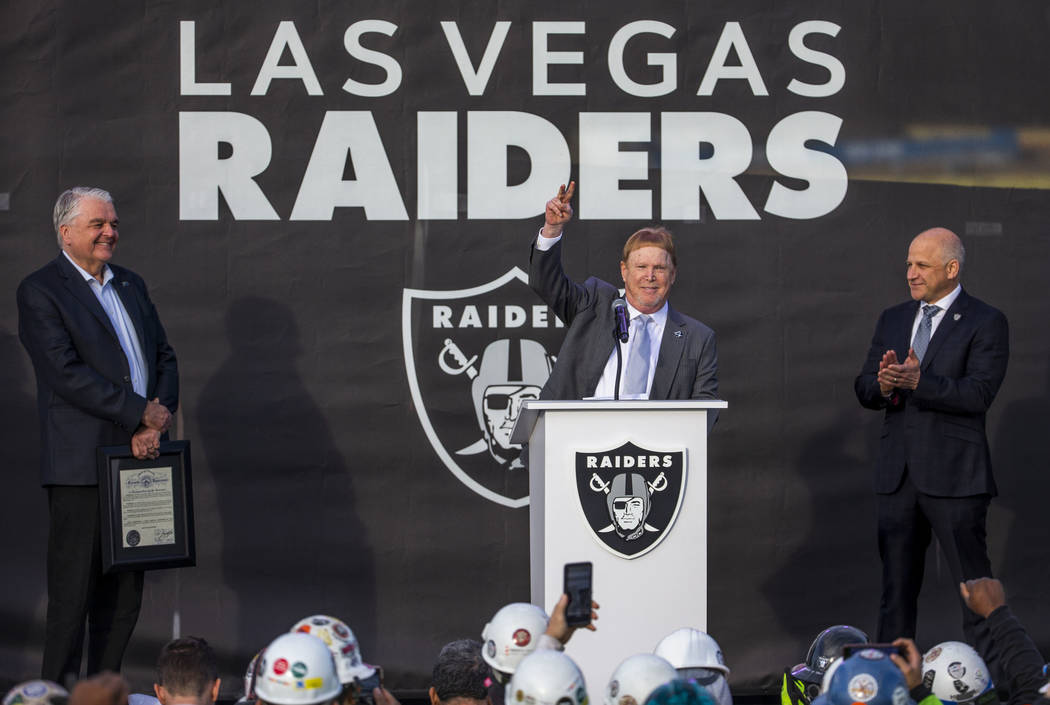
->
[[154, 684, 167, 705], [210, 678, 221, 703], [429, 687, 441, 705]]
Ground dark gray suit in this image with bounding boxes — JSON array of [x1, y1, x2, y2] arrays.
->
[[17, 253, 178, 681], [855, 288, 1008, 643], [529, 239, 718, 410]]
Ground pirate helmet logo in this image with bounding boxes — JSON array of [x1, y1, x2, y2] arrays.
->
[[576, 441, 686, 559], [403, 268, 563, 508]]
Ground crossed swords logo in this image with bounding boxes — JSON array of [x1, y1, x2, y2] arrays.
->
[[589, 471, 668, 534], [439, 338, 478, 379]]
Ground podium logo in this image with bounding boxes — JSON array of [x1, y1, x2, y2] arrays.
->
[[403, 267, 563, 508], [575, 442, 686, 559]]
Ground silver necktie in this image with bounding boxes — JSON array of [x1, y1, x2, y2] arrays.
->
[[622, 315, 652, 395], [911, 304, 941, 362]]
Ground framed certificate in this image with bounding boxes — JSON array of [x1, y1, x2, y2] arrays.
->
[[96, 440, 196, 573]]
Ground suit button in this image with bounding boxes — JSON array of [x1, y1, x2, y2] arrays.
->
[[123, 375, 131, 382]]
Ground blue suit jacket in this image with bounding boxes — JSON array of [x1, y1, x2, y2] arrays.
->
[[17, 254, 179, 485], [529, 239, 718, 413], [854, 289, 1008, 497]]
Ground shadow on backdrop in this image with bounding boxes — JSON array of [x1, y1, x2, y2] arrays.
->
[[197, 298, 376, 680], [993, 357, 1050, 636], [0, 326, 48, 681], [760, 415, 881, 670]]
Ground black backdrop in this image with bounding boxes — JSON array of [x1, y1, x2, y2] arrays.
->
[[2, 0, 1049, 695]]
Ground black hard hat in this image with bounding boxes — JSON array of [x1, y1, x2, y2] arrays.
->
[[791, 625, 869, 684]]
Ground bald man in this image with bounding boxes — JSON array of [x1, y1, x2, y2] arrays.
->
[[855, 227, 1009, 645]]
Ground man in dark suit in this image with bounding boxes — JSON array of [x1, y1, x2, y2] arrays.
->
[[17, 187, 179, 684], [855, 227, 1008, 645], [529, 182, 718, 414]]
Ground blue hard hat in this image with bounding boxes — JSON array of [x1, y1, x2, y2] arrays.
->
[[813, 650, 912, 705]]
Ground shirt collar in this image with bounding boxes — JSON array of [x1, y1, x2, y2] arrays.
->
[[63, 250, 113, 287], [624, 299, 669, 326], [924, 284, 961, 313]]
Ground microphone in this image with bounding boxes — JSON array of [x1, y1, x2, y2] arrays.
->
[[612, 298, 629, 343]]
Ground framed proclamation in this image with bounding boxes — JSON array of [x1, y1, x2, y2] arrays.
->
[[96, 440, 196, 573]]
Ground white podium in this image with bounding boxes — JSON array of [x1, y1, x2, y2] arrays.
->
[[510, 399, 727, 694]]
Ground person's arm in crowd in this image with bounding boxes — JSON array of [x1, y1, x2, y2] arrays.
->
[[70, 673, 129, 705], [538, 593, 599, 650], [961, 579, 1047, 705]]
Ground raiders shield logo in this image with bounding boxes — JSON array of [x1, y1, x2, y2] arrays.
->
[[576, 442, 686, 559], [403, 267, 564, 508]]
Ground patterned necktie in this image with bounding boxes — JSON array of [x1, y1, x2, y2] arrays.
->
[[911, 304, 941, 362], [623, 315, 652, 395]]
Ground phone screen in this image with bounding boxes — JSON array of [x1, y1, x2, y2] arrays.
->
[[563, 562, 593, 627]]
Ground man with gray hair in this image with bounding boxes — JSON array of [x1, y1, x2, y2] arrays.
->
[[855, 226, 1008, 647], [17, 187, 179, 684], [430, 640, 493, 705]]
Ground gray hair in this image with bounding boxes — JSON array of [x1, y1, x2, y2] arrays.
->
[[431, 639, 491, 703], [53, 187, 113, 247], [943, 236, 966, 273]]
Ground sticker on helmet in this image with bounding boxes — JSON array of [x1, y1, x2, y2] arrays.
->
[[304, 678, 323, 689], [23, 684, 47, 698], [297, 625, 311, 634], [513, 629, 532, 647], [892, 685, 908, 705], [618, 697, 636, 705], [515, 690, 524, 703], [947, 662, 966, 679], [858, 650, 886, 661], [312, 617, 330, 626], [847, 674, 878, 702], [925, 647, 942, 663], [487, 641, 497, 658], [291, 662, 308, 678], [609, 681, 619, 698], [333, 624, 350, 639], [274, 659, 289, 675]]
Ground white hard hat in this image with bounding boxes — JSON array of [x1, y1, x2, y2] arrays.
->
[[255, 633, 343, 705], [481, 603, 550, 675], [3, 681, 68, 705], [508, 650, 589, 705], [922, 641, 994, 705], [653, 629, 730, 675], [291, 615, 377, 684], [605, 654, 677, 705]]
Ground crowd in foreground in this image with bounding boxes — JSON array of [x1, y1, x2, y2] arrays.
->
[[5, 578, 1048, 705]]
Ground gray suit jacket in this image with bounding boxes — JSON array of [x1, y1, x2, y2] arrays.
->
[[17, 254, 179, 485], [529, 238, 718, 418]]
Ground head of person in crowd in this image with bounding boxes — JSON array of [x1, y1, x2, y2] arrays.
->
[[643, 680, 717, 705], [653, 629, 731, 705], [255, 633, 343, 705], [812, 651, 911, 705], [921, 642, 996, 705], [789, 625, 870, 701], [508, 651, 587, 705], [619, 227, 677, 315], [3, 681, 69, 705], [481, 603, 550, 685], [430, 639, 492, 705], [606, 654, 677, 705], [153, 636, 221, 705], [291, 616, 381, 705]]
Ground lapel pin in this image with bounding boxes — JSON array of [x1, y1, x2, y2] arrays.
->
[[121, 281, 129, 287], [953, 313, 961, 321], [673, 330, 683, 338]]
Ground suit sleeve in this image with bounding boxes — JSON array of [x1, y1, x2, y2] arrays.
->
[[855, 309, 897, 411], [17, 278, 146, 431], [690, 329, 718, 401], [980, 606, 1046, 705], [911, 309, 1008, 414], [528, 237, 596, 326]]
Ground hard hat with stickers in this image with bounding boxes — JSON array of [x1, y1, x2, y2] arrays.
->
[[481, 603, 550, 680], [921, 642, 998, 705], [509, 650, 588, 705], [606, 654, 678, 705], [255, 633, 343, 705]]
